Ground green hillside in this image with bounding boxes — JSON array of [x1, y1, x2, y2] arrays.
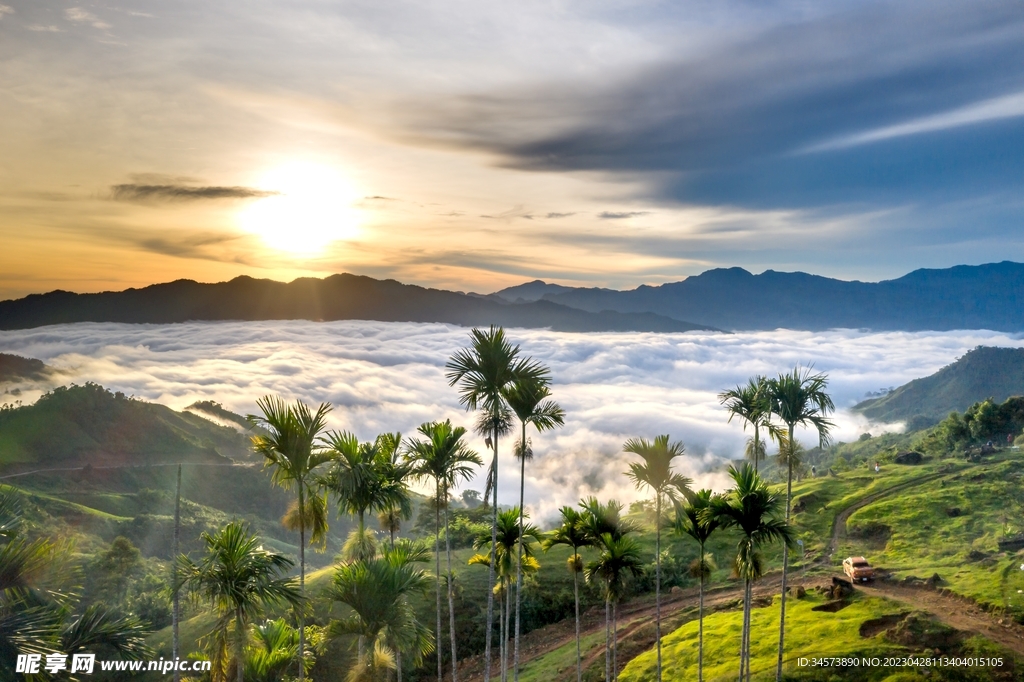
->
[[0, 382, 254, 468], [855, 346, 1024, 427]]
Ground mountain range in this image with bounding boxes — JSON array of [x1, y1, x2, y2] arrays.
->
[[494, 261, 1024, 331], [3, 260, 1024, 332]]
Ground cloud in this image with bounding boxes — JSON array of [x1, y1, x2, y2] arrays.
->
[[109, 184, 279, 202], [599, 211, 649, 220], [27, 25, 63, 32], [800, 90, 1024, 153], [546, 212, 575, 219], [65, 7, 109, 29], [1, 321, 1020, 523], [0, 5, 12, 19]]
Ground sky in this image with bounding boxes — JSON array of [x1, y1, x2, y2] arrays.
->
[[1, 321, 1020, 523], [2, 0, 1024, 299]]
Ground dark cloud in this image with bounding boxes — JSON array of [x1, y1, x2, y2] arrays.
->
[[399, 0, 1024, 210], [598, 211, 649, 220], [545, 212, 575, 219], [110, 184, 278, 202]]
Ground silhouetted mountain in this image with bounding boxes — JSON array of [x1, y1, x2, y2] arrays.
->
[[492, 280, 580, 302], [854, 346, 1024, 427], [0, 274, 715, 333], [0, 354, 49, 382], [538, 261, 1024, 331]]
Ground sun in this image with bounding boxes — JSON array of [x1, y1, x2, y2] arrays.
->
[[238, 162, 360, 255]]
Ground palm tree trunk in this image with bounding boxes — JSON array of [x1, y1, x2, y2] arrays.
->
[[172, 464, 181, 682], [573, 561, 582, 682], [737, 578, 748, 682], [776, 424, 795, 682], [298, 486, 306, 682], [505, 581, 513, 682], [655, 492, 662, 682], [484, 435, 499, 682], [697, 545, 704, 682], [436, 484, 444, 682], [513, 420, 526, 682], [604, 597, 610, 682], [397, 643, 403, 682], [236, 609, 245, 682], [612, 601, 618, 680], [445, 488, 459, 682], [744, 580, 753, 682], [753, 424, 760, 474]]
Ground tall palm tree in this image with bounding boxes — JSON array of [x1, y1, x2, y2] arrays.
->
[[623, 435, 693, 682], [578, 497, 638, 542], [541, 507, 591, 682], [504, 377, 565, 682], [674, 490, 721, 682], [767, 368, 833, 682], [177, 522, 301, 682], [376, 432, 414, 550], [322, 431, 411, 562], [719, 377, 778, 473], [328, 545, 435, 682], [250, 396, 332, 682], [585, 533, 645, 682], [446, 326, 545, 682], [467, 507, 542, 682], [706, 465, 793, 682], [407, 420, 483, 682]]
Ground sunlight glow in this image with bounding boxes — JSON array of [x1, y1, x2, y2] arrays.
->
[[238, 162, 360, 255]]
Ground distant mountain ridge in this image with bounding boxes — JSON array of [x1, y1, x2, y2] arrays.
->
[[535, 261, 1024, 331], [3, 261, 1024, 332], [854, 346, 1024, 427], [0, 274, 714, 333]]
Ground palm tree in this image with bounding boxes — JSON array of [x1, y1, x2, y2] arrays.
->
[[177, 522, 301, 682], [719, 377, 778, 473], [767, 368, 833, 682], [322, 431, 411, 561], [244, 618, 307, 682], [0, 491, 151, 678], [585, 533, 645, 682], [578, 497, 638, 542], [623, 435, 693, 682], [407, 420, 483, 682], [541, 506, 591, 682], [674, 490, 721, 682], [706, 465, 794, 682], [328, 545, 435, 682], [467, 507, 542, 682], [446, 326, 546, 682], [504, 376, 565, 682], [250, 396, 332, 682], [376, 432, 414, 550]]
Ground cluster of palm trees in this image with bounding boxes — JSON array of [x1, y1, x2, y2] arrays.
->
[[165, 324, 836, 682]]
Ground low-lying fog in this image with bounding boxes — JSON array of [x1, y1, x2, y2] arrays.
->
[[2, 321, 1021, 522]]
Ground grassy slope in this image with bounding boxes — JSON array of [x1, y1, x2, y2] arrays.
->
[[620, 592, 906, 682], [844, 456, 1024, 611]]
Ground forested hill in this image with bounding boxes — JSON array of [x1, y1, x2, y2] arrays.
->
[[0, 274, 713, 333], [524, 261, 1024, 331], [855, 346, 1024, 427], [0, 383, 253, 470]]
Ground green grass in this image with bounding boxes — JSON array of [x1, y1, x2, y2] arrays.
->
[[518, 630, 607, 682], [845, 456, 1024, 610], [620, 592, 906, 682]]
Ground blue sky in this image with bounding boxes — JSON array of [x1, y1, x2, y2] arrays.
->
[[1, 0, 1022, 297]]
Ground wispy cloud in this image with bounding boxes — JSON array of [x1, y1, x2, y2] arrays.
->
[[65, 7, 109, 29], [2, 321, 1017, 521], [599, 211, 649, 220], [27, 24, 63, 32], [0, 5, 13, 19], [110, 184, 279, 202], [801, 91, 1024, 153]]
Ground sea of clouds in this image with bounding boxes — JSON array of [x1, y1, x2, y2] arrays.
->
[[1, 321, 1021, 523]]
